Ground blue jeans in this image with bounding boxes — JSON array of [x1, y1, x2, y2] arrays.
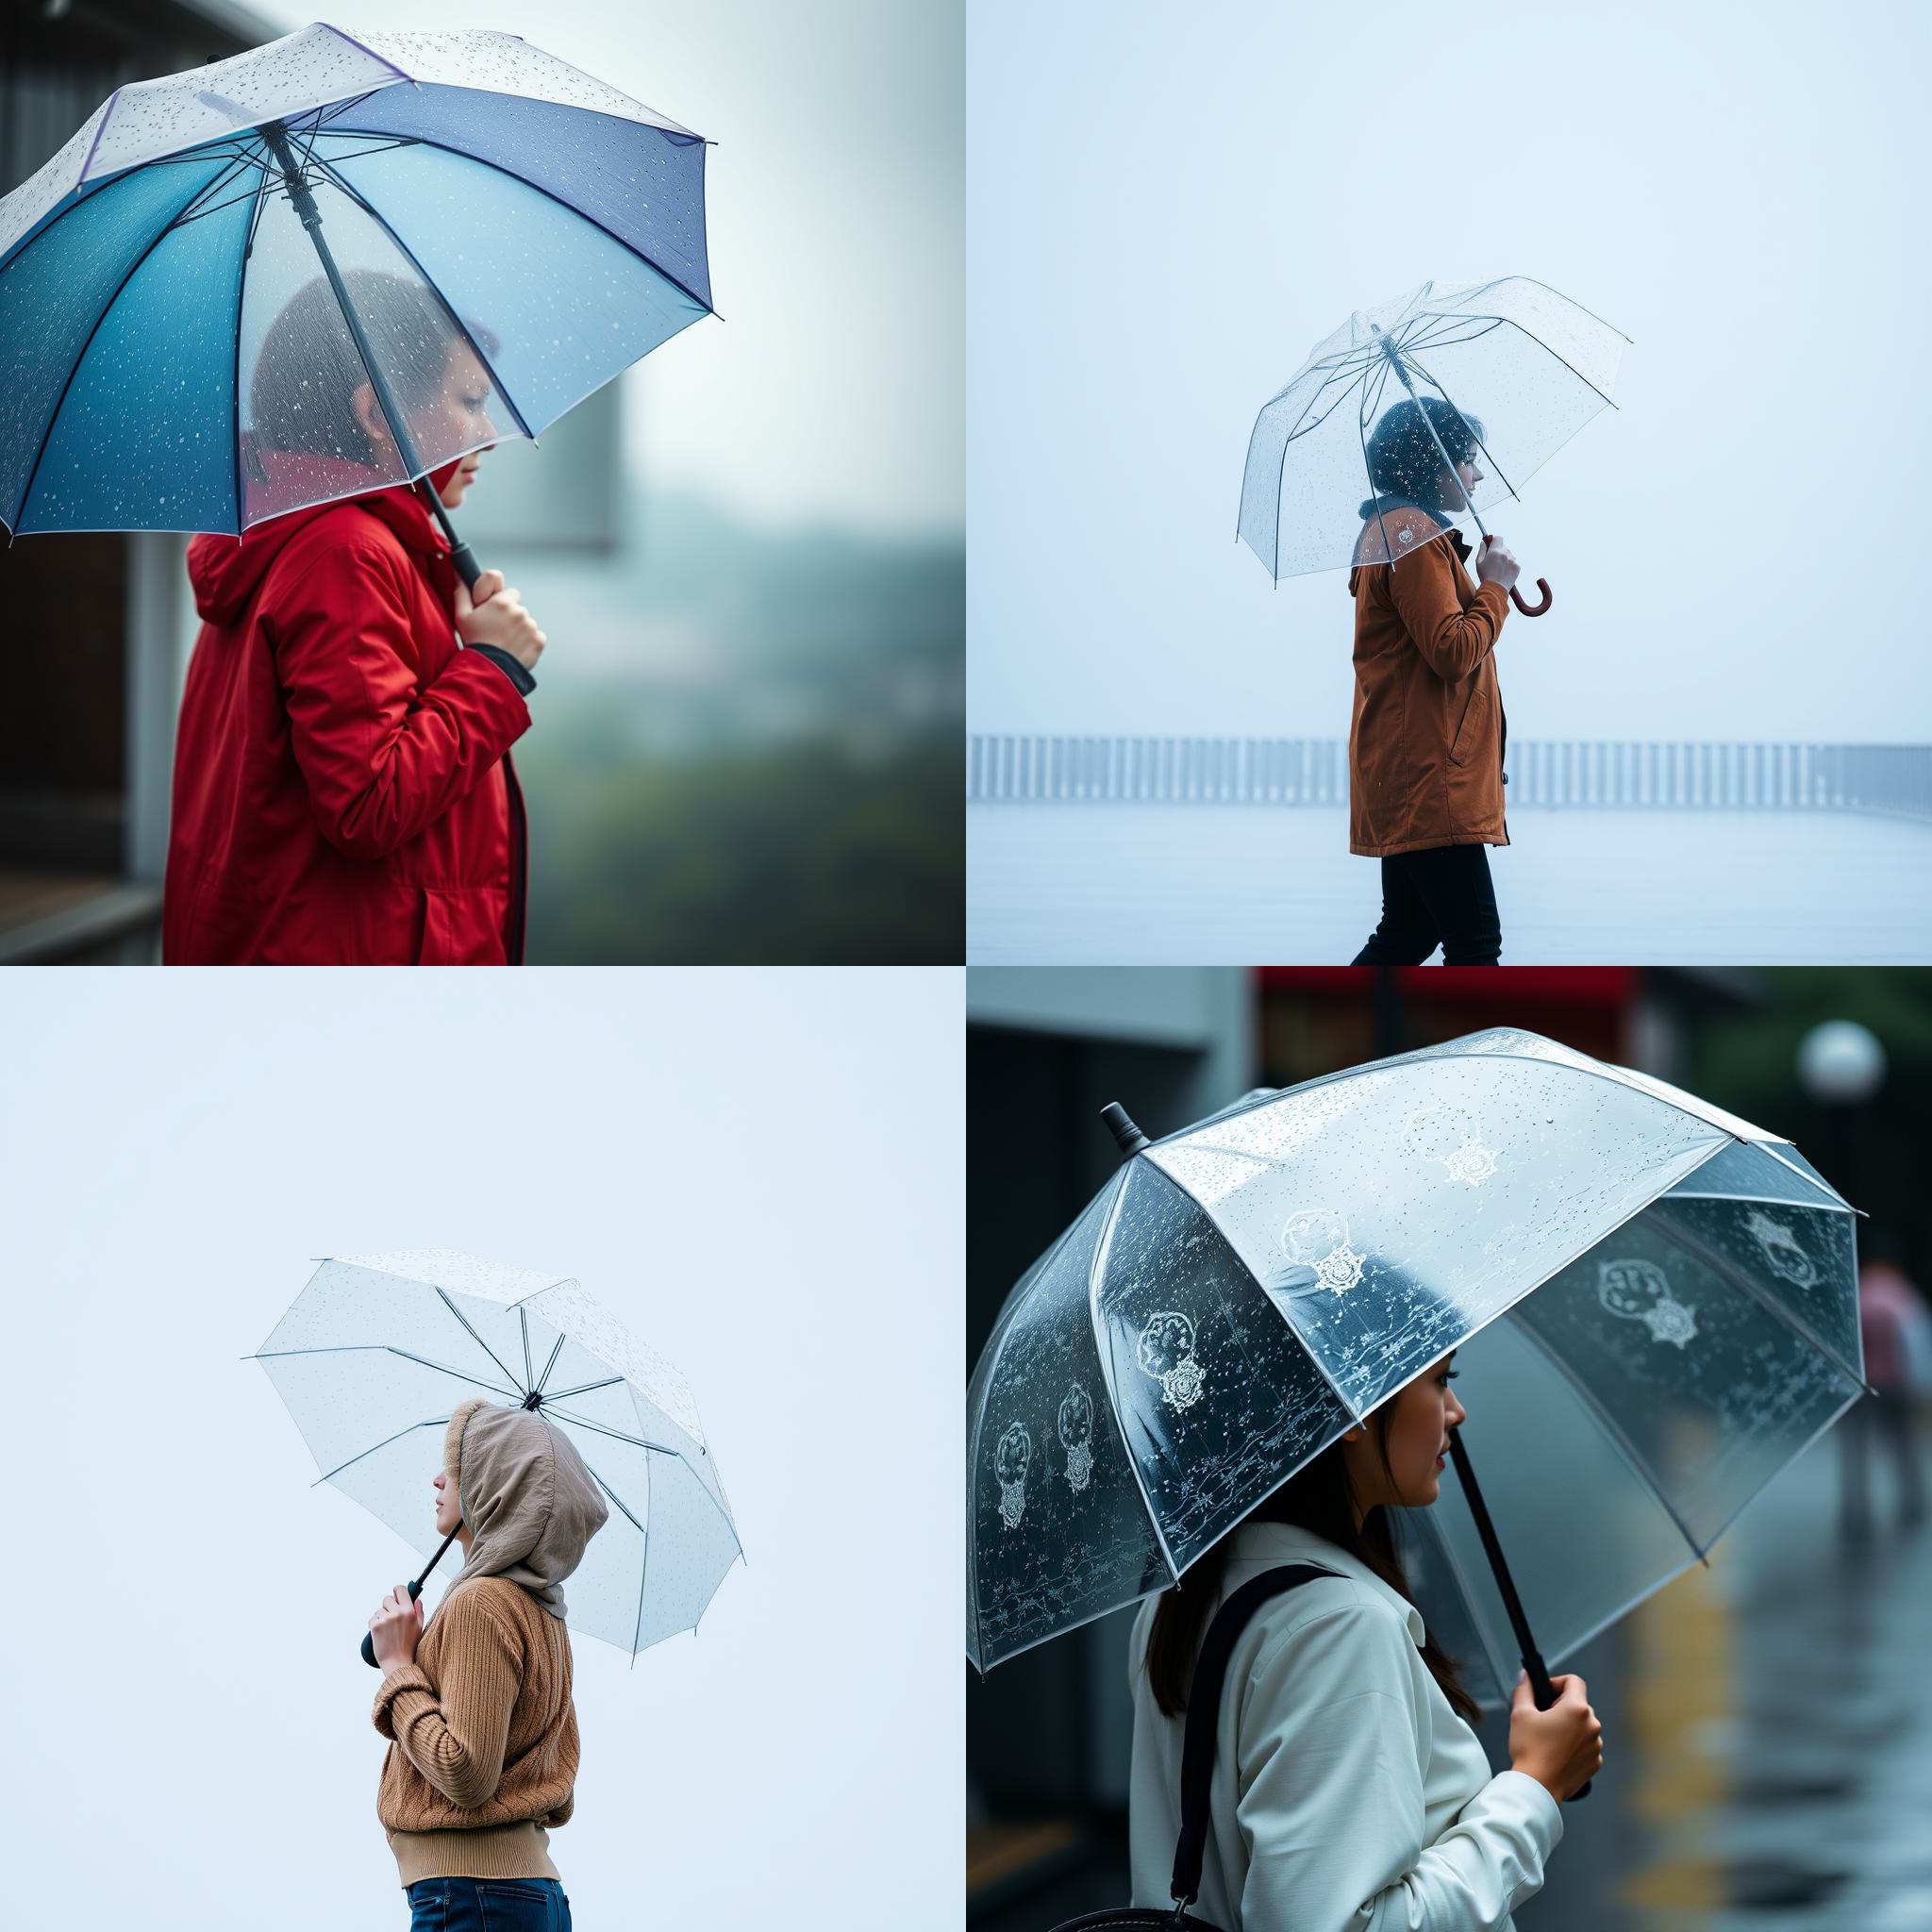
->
[[405, 1876, 572, 1930]]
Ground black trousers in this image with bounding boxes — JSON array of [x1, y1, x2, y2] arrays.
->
[[1351, 842, 1502, 965]]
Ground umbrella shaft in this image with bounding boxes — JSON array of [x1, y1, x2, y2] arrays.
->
[[259, 122, 465, 563], [1445, 1427, 1552, 1701], [1374, 330, 1491, 545]]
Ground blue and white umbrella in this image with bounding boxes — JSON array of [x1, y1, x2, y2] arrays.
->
[[0, 22, 712, 582]]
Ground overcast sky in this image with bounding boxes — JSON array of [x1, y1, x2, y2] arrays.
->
[[0, 967, 960, 1929], [243, 0, 963, 539], [968, 0, 1932, 741]]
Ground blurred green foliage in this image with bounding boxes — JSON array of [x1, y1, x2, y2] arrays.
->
[[521, 718, 962, 963]]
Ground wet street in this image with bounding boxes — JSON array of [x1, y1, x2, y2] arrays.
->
[[973, 1410, 1932, 1930], [968, 808, 1932, 963]]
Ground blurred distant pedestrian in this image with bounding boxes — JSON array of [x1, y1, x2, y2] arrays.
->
[[1838, 1230, 1928, 1540]]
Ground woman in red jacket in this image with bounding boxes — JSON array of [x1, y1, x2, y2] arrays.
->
[[164, 271, 548, 965]]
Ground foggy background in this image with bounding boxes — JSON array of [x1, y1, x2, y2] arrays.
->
[[0, 968, 962, 1929], [967, 0, 1932, 746]]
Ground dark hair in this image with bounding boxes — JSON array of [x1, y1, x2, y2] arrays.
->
[[249, 269, 502, 467], [1364, 396, 1487, 513], [1141, 1406, 1483, 1725]]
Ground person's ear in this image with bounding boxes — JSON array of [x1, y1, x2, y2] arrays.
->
[[350, 380, 387, 445]]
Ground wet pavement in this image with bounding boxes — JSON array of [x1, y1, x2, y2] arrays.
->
[[968, 807, 1932, 963], [972, 1409, 1932, 1930]]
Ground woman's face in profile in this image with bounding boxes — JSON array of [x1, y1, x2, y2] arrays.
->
[[1440, 457, 1483, 510], [350, 338, 498, 508], [433, 1465, 460, 1535], [1344, 1350, 1465, 1517]]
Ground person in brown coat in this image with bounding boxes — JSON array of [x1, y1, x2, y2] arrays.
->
[[1344, 398, 1524, 963]]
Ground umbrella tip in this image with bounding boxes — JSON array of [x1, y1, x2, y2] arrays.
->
[[1099, 1102, 1150, 1158]]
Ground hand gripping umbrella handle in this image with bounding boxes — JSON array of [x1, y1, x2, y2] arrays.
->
[[1444, 1429, 1591, 1800], [361, 1578, 421, 1669], [360, 1524, 463, 1668], [1477, 535, 1553, 616]]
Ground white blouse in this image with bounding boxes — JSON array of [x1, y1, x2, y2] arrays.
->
[[1127, 1519, 1564, 1931]]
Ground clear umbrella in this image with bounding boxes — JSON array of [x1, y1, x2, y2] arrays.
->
[[0, 24, 711, 588], [246, 1248, 741, 1668], [967, 1028, 1867, 1690], [1237, 277, 1630, 608]]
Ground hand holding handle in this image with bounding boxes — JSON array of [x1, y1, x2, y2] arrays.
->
[[361, 1576, 422, 1670]]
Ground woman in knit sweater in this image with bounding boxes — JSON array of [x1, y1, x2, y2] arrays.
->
[[368, 1396, 611, 1930]]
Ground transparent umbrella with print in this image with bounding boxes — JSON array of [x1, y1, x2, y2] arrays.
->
[[246, 1249, 741, 1668], [967, 1028, 1868, 1757]]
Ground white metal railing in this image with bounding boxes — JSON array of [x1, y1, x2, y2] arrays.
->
[[966, 737, 1932, 820]]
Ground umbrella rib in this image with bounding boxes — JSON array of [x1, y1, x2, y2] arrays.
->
[[312, 1415, 449, 1484], [1354, 355, 1396, 573], [230, 158, 266, 532], [1503, 1310, 1714, 1563], [1416, 309, 1620, 411], [435, 1287, 529, 1395], [541, 1375, 626, 1403], [312, 122, 715, 319], [519, 1306, 534, 1392], [582, 1460, 646, 1536], [1084, 1169, 1182, 1583], [544, 1404, 679, 1455], [634, 1451, 653, 1659], [251, 1342, 520, 1397], [8, 160, 228, 530], [534, 1334, 567, 1397], [308, 151, 539, 444], [1397, 347, 1524, 507]]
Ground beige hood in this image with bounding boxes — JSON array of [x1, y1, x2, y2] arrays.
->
[[442, 1395, 610, 1620]]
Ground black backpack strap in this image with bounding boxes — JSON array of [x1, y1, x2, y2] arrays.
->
[[1170, 1563, 1343, 1912]]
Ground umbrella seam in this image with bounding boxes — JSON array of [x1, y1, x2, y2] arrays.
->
[[1086, 1163, 1181, 1583]]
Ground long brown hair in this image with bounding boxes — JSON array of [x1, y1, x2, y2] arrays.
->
[[1142, 1408, 1483, 1725]]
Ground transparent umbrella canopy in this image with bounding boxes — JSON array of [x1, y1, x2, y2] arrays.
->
[[967, 1028, 1867, 1683], [0, 23, 712, 584], [1237, 277, 1629, 594], [248, 1249, 741, 1665]]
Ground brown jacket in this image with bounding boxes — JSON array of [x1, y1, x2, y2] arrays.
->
[[1345, 505, 1510, 857]]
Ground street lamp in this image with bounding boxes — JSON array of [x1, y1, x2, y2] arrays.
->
[[1796, 1020, 1887, 1107]]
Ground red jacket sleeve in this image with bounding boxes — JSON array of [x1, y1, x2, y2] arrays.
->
[[267, 533, 530, 862], [1388, 538, 1509, 682]]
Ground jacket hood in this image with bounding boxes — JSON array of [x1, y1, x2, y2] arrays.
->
[[186, 446, 460, 626], [442, 1395, 610, 1621]]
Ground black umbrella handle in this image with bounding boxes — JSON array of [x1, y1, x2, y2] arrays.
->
[[360, 1524, 463, 1668], [1445, 1427, 1591, 1800]]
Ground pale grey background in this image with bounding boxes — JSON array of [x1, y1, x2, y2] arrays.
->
[[968, 0, 1932, 741], [0, 967, 961, 1928]]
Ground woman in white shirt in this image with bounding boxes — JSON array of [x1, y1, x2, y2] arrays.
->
[[1128, 1347, 1605, 1931]]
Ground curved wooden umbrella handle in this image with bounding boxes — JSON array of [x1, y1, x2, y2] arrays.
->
[[1511, 577, 1553, 617]]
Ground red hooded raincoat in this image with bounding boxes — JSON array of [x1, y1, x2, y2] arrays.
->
[[163, 451, 531, 965]]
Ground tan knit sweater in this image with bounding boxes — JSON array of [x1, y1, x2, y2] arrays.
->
[[372, 1574, 580, 1887]]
